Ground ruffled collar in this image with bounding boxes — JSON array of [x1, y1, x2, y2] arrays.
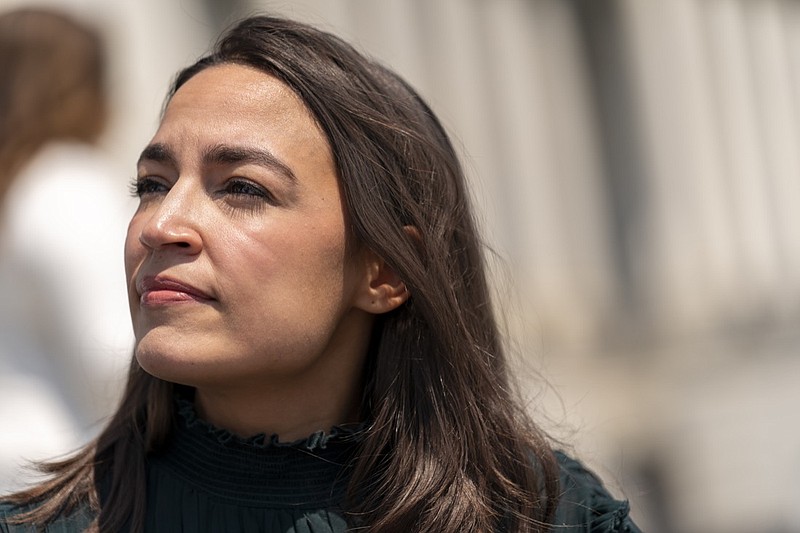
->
[[174, 394, 368, 452], [147, 394, 367, 507]]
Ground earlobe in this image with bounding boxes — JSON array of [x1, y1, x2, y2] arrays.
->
[[355, 251, 409, 314]]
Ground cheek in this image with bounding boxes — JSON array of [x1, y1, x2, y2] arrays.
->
[[124, 218, 144, 278], [235, 223, 352, 308], [292, 224, 350, 284], [251, 211, 347, 266]]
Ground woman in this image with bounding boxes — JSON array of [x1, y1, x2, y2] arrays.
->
[[0, 15, 640, 533], [0, 8, 132, 492]]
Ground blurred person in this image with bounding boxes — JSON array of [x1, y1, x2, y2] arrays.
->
[[0, 8, 133, 492], [0, 15, 639, 532]]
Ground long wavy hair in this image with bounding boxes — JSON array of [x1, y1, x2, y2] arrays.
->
[[6, 15, 559, 532], [0, 8, 106, 205]]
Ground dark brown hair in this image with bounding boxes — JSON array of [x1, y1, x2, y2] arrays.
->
[[0, 8, 107, 205], [6, 15, 559, 532]]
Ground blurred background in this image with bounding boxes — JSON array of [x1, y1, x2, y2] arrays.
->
[[1, 0, 798, 531]]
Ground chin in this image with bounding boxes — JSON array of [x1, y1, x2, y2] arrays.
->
[[133, 334, 211, 385]]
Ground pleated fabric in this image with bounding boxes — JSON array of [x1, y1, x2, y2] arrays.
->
[[140, 397, 361, 532], [1, 398, 641, 532]]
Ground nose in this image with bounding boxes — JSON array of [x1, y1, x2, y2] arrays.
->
[[137, 184, 203, 254]]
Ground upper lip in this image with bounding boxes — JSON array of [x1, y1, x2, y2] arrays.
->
[[137, 275, 214, 300]]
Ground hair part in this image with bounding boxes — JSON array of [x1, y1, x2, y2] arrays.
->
[[5, 15, 558, 532]]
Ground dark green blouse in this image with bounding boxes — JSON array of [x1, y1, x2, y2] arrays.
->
[[0, 399, 641, 532]]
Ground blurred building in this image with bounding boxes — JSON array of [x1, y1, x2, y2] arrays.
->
[[1, 0, 798, 531]]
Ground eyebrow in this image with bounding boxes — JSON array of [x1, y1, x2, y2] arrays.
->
[[203, 144, 297, 184], [137, 143, 297, 184], [137, 142, 177, 168]]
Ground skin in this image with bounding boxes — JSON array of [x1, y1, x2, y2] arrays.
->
[[125, 64, 406, 440]]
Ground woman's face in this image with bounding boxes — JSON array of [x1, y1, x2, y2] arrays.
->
[[125, 64, 375, 391]]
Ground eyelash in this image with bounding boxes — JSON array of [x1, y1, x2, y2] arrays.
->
[[129, 176, 165, 197], [129, 176, 276, 205], [225, 179, 273, 201]]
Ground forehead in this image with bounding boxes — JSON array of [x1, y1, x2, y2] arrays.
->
[[158, 63, 328, 155]]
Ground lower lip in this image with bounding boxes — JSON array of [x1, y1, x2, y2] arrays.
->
[[141, 290, 210, 306]]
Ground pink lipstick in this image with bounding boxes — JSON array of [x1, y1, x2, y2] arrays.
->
[[138, 275, 213, 306]]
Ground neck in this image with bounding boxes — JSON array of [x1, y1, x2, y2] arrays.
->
[[188, 310, 374, 441], [194, 378, 363, 442]]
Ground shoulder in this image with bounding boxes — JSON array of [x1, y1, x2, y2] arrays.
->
[[4, 141, 134, 252], [552, 451, 643, 533], [0, 501, 28, 533], [0, 500, 93, 533]]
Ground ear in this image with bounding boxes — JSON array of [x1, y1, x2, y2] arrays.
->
[[353, 249, 410, 315]]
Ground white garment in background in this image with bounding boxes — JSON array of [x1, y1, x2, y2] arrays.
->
[[0, 141, 135, 494]]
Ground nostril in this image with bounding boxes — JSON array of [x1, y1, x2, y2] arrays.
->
[[138, 212, 202, 252]]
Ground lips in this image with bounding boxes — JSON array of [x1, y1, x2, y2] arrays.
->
[[138, 275, 213, 305]]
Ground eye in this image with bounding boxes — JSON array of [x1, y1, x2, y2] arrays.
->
[[130, 176, 168, 197], [225, 179, 275, 202]]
